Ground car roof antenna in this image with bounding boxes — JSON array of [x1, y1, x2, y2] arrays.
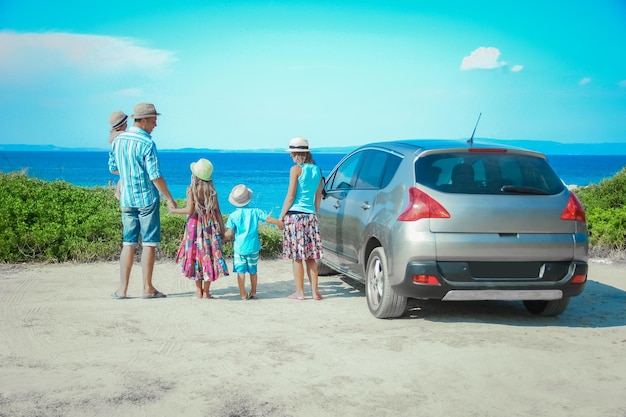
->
[[467, 112, 482, 146]]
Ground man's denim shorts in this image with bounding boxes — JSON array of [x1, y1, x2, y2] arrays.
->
[[121, 200, 161, 246]]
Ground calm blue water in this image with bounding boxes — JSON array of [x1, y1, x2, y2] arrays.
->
[[1, 151, 625, 214], [0, 151, 344, 214]]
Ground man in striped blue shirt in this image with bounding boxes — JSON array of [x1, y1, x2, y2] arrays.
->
[[108, 102, 177, 300]]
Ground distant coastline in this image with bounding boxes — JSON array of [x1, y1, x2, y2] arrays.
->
[[0, 144, 355, 154], [2, 139, 626, 155]]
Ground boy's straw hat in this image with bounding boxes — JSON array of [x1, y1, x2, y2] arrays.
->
[[190, 158, 213, 181], [228, 184, 253, 207]]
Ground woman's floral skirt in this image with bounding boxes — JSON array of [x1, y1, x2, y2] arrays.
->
[[282, 213, 323, 260]]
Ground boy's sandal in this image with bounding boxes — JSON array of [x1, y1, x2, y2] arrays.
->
[[111, 291, 127, 299]]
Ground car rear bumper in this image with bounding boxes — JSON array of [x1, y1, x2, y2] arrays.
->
[[392, 260, 588, 300]]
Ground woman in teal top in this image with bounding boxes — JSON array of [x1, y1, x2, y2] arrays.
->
[[279, 137, 325, 301]]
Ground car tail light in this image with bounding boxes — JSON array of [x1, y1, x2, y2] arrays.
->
[[560, 192, 586, 222], [571, 274, 587, 284], [412, 274, 441, 285], [397, 187, 450, 222]]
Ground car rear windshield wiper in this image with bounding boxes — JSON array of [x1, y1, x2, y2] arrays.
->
[[500, 185, 550, 195]]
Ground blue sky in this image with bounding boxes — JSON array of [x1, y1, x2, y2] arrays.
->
[[1, 0, 625, 150]]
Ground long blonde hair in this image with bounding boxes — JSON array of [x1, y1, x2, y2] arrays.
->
[[189, 174, 218, 216], [291, 152, 315, 165]]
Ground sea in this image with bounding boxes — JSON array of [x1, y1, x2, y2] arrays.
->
[[1, 151, 626, 214]]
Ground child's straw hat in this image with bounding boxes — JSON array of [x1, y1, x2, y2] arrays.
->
[[228, 184, 253, 207], [190, 158, 213, 181]]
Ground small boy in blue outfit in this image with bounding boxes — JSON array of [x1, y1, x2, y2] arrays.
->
[[225, 184, 282, 300]]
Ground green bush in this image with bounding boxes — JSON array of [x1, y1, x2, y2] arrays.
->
[[583, 206, 626, 249], [575, 167, 626, 251], [159, 204, 187, 258], [259, 224, 284, 256], [0, 173, 283, 263], [3, 168, 624, 263], [575, 168, 626, 210], [0, 173, 121, 262]]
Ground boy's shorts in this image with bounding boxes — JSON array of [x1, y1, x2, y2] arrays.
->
[[232, 252, 259, 274], [121, 200, 161, 246]]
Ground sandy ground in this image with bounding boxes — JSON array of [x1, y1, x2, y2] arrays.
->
[[0, 258, 625, 417]]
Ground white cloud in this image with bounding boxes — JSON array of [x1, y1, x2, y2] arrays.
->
[[510, 64, 524, 72], [579, 77, 592, 85], [0, 31, 176, 82], [460, 47, 507, 70]]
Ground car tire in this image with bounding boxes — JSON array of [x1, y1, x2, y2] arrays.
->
[[365, 247, 407, 319], [523, 298, 570, 316], [317, 260, 337, 276]]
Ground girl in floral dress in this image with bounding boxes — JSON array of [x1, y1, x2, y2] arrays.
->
[[168, 158, 228, 298]]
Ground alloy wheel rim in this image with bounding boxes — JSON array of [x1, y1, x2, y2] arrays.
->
[[368, 257, 383, 308]]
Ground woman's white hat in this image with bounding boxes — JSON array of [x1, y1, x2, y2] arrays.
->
[[228, 184, 253, 207], [285, 137, 310, 152]]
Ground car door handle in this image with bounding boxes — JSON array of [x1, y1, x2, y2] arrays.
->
[[361, 202, 370, 210]]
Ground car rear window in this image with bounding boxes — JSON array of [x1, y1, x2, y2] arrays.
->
[[415, 152, 565, 195]]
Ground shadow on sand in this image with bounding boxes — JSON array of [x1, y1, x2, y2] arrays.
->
[[164, 276, 365, 301], [337, 276, 626, 328]]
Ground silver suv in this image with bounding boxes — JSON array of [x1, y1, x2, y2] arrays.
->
[[318, 140, 588, 319]]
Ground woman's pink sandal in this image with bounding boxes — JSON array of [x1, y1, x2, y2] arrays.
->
[[287, 293, 304, 300]]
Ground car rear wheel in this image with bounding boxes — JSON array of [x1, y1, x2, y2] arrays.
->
[[366, 247, 407, 319], [523, 298, 570, 316]]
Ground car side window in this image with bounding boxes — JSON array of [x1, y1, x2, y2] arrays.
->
[[355, 150, 389, 189], [380, 154, 402, 188], [327, 152, 363, 191]]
